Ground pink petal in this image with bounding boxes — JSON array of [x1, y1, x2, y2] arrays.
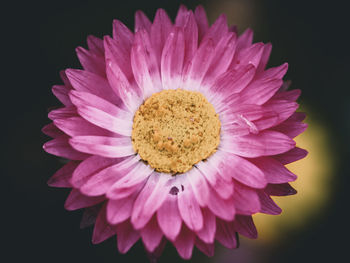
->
[[251, 156, 297, 184], [161, 27, 185, 90], [131, 29, 162, 98], [196, 208, 216, 243], [43, 136, 89, 160], [150, 8, 173, 64], [47, 161, 79, 187], [273, 147, 308, 165], [135, 10, 152, 32], [54, 117, 111, 137], [157, 194, 182, 241], [65, 69, 120, 105], [69, 135, 134, 158], [194, 5, 209, 41], [86, 35, 104, 56], [112, 19, 134, 45], [216, 152, 267, 189], [196, 160, 233, 199], [182, 37, 215, 91], [274, 118, 308, 138], [173, 225, 195, 260], [106, 193, 137, 225], [233, 215, 257, 239], [233, 42, 264, 70], [131, 173, 169, 229], [256, 43, 272, 74], [202, 32, 237, 86], [210, 65, 256, 96], [71, 155, 121, 188], [76, 46, 106, 77], [52, 85, 72, 106], [104, 36, 142, 112], [258, 191, 282, 215], [59, 70, 73, 89], [273, 89, 301, 101], [92, 206, 116, 244], [64, 188, 104, 211], [69, 90, 132, 136], [195, 238, 215, 257], [42, 122, 64, 138], [141, 216, 163, 252], [236, 28, 253, 51], [207, 185, 235, 221], [48, 106, 77, 120], [178, 182, 203, 231], [264, 183, 297, 196], [176, 10, 198, 66], [221, 130, 295, 158], [79, 156, 139, 196], [260, 62, 288, 79], [201, 14, 228, 44], [216, 219, 238, 249], [80, 205, 101, 229], [116, 220, 140, 253], [186, 168, 209, 207], [233, 183, 261, 215], [106, 162, 154, 199], [238, 78, 283, 105]]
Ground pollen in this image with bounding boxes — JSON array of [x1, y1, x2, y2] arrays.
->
[[131, 89, 221, 174]]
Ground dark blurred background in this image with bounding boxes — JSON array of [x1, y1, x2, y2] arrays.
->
[[4, 0, 349, 262]]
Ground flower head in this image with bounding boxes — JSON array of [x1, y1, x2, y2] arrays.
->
[[43, 5, 307, 260]]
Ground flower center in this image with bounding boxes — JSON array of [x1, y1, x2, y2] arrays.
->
[[131, 89, 221, 174]]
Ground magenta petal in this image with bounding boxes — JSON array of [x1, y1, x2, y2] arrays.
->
[[216, 219, 238, 249], [261, 62, 288, 79], [42, 122, 64, 138], [258, 191, 282, 215], [233, 42, 264, 70], [195, 238, 215, 257], [175, 5, 189, 26], [196, 208, 216, 243], [157, 195, 182, 241], [52, 85, 72, 106], [54, 117, 111, 137], [48, 106, 77, 120], [252, 157, 297, 184], [135, 10, 152, 32], [131, 173, 169, 229], [273, 147, 308, 165], [273, 89, 301, 101], [92, 206, 115, 244], [265, 183, 297, 196], [173, 225, 195, 260], [186, 168, 209, 207], [207, 185, 235, 221], [86, 35, 104, 56], [141, 216, 163, 252], [182, 37, 215, 91], [71, 155, 121, 188], [233, 215, 257, 239], [236, 28, 253, 51], [43, 136, 89, 160], [116, 220, 140, 253], [150, 8, 173, 64], [233, 183, 260, 215], [178, 183, 203, 231], [47, 161, 79, 187], [201, 14, 228, 45], [161, 27, 185, 90], [112, 19, 134, 45], [217, 153, 267, 189], [64, 189, 104, 211], [194, 5, 209, 41], [106, 194, 136, 225], [69, 136, 134, 158], [256, 43, 272, 74], [80, 156, 139, 196], [274, 118, 308, 138], [76, 46, 106, 77], [222, 130, 295, 158]]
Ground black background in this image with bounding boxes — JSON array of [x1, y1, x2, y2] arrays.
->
[[4, 0, 350, 262]]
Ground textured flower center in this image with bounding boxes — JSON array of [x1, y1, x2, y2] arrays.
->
[[131, 89, 221, 174]]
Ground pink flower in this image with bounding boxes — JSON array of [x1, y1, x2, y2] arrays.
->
[[43, 5, 307, 260]]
